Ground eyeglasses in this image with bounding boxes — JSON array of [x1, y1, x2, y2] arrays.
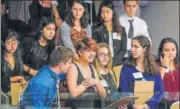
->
[[98, 53, 110, 57]]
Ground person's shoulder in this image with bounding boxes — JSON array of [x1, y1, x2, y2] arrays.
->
[[119, 14, 126, 19], [61, 21, 71, 29], [135, 16, 147, 25], [122, 64, 134, 70], [32, 67, 53, 86], [69, 63, 78, 71]]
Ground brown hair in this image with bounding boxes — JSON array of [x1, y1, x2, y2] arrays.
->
[[49, 46, 73, 66], [75, 37, 97, 52], [127, 35, 156, 75], [123, 0, 140, 5]]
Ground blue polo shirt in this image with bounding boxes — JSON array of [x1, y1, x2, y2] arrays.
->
[[21, 66, 62, 109]]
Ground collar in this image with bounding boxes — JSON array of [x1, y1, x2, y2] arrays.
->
[[48, 66, 59, 81], [122, 13, 136, 21]]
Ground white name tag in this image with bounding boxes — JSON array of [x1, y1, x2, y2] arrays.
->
[[100, 80, 108, 87], [133, 72, 143, 79], [113, 32, 121, 40]]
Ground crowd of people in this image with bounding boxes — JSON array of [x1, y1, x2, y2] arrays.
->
[[1, 0, 179, 109]]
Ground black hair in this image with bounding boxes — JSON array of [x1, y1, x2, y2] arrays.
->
[[157, 37, 179, 66], [127, 35, 156, 74], [64, 0, 89, 28], [27, 17, 55, 39], [1, 29, 19, 46], [96, 0, 122, 34]]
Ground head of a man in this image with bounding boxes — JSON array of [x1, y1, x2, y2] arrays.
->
[[49, 46, 73, 74], [123, 0, 140, 17]]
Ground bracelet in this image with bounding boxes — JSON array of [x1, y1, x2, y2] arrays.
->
[[161, 65, 168, 69]]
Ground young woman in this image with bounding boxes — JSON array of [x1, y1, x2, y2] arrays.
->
[[20, 17, 56, 80], [119, 35, 164, 109], [94, 43, 127, 109], [92, 0, 127, 66], [157, 38, 179, 108], [60, 0, 92, 60], [66, 38, 106, 108], [1, 29, 26, 99]]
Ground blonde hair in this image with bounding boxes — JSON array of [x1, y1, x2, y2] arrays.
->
[[94, 43, 117, 84]]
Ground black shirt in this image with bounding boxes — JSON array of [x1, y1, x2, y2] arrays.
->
[[20, 37, 53, 79], [100, 73, 117, 108], [1, 51, 23, 93]]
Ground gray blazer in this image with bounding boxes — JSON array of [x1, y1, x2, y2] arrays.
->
[[60, 21, 92, 52]]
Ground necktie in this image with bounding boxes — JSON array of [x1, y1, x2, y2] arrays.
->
[[128, 19, 134, 38]]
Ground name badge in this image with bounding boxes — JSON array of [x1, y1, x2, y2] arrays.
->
[[100, 80, 108, 87], [133, 72, 143, 79], [112, 32, 121, 40]]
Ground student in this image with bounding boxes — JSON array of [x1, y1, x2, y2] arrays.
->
[[1, 29, 26, 99], [93, 0, 127, 66], [119, 35, 163, 109], [20, 17, 56, 80], [66, 38, 106, 108], [20, 46, 73, 109], [157, 38, 179, 108], [119, 0, 151, 57], [60, 0, 92, 60], [94, 43, 127, 109]]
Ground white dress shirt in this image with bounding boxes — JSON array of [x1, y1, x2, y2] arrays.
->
[[119, 13, 151, 56]]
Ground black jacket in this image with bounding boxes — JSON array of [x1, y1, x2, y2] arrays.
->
[[20, 37, 55, 79], [92, 25, 127, 66]]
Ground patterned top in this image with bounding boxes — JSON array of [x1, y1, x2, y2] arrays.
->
[[71, 27, 87, 45]]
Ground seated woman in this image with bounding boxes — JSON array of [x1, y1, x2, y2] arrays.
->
[[119, 35, 164, 109], [66, 38, 106, 108], [20, 17, 56, 80], [1, 29, 26, 100], [92, 0, 127, 66], [157, 38, 179, 108], [94, 43, 127, 109], [60, 0, 92, 60]]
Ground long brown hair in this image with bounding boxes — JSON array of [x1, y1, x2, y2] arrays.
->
[[127, 35, 156, 75]]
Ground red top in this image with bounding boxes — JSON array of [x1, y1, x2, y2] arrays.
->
[[163, 69, 179, 100]]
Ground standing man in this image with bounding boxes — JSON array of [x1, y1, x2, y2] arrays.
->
[[20, 46, 73, 109], [119, 0, 151, 57]]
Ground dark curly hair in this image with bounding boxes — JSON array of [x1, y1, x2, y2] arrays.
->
[[65, 0, 89, 28], [127, 35, 156, 75]]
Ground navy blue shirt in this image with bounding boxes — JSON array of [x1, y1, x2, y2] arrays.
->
[[119, 65, 164, 109], [21, 66, 62, 109]]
